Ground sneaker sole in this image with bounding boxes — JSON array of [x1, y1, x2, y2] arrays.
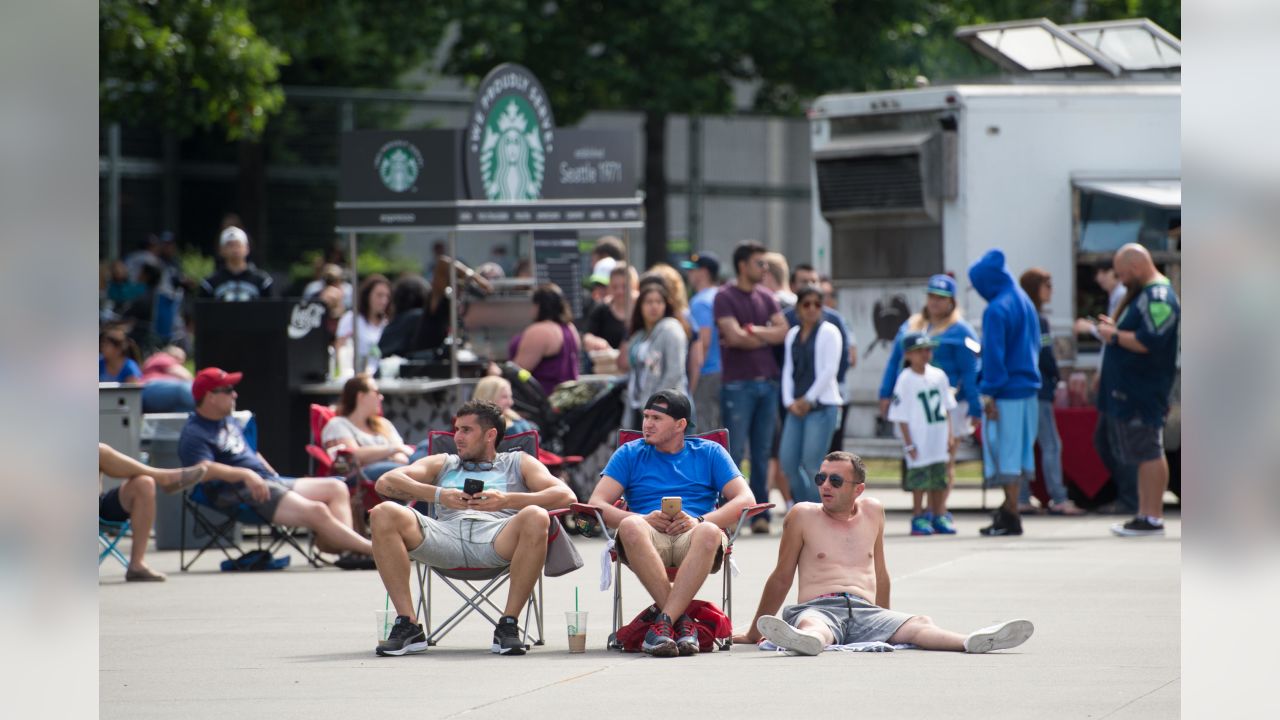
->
[[965, 619, 1034, 653], [643, 639, 679, 657], [490, 642, 527, 656], [1111, 525, 1165, 537], [757, 615, 824, 656], [375, 639, 428, 656], [676, 639, 699, 656], [979, 527, 1023, 536]]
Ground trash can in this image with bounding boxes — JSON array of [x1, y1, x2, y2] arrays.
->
[[144, 411, 252, 551]]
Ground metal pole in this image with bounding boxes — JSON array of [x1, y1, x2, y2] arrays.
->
[[349, 232, 359, 375], [449, 231, 459, 381], [687, 115, 702, 251], [107, 123, 122, 261]]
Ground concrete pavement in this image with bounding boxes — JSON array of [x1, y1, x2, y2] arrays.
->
[[100, 502, 1179, 719]]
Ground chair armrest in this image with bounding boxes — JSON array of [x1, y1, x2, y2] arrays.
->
[[548, 507, 572, 520], [729, 503, 776, 544], [570, 502, 612, 540]]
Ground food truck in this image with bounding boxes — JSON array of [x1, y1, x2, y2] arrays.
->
[[808, 18, 1181, 445]]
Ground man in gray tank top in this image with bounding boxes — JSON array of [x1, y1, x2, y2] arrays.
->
[[368, 400, 575, 656]]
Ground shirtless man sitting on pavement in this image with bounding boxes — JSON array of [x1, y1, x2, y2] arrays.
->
[[738, 451, 1034, 655]]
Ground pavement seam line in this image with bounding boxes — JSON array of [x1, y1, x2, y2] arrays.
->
[[440, 662, 629, 717], [1096, 675, 1180, 719]]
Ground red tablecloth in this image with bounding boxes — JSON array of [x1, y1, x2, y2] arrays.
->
[[1032, 406, 1110, 501]]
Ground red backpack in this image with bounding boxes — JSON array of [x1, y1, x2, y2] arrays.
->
[[614, 600, 732, 652]]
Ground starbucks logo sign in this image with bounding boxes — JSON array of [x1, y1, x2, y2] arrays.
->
[[375, 140, 423, 193], [466, 63, 555, 202]]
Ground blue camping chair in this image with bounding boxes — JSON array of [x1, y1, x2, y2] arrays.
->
[[99, 518, 132, 568], [178, 415, 320, 571]]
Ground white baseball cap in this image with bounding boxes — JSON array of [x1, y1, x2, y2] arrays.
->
[[219, 226, 249, 248]]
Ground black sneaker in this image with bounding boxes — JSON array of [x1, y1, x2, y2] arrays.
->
[[674, 614, 700, 656], [642, 612, 679, 657], [492, 615, 527, 655], [1111, 516, 1165, 537], [335, 552, 377, 570], [979, 509, 1023, 537], [376, 616, 427, 656]]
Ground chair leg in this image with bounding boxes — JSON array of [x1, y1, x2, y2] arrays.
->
[[608, 558, 623, 650]]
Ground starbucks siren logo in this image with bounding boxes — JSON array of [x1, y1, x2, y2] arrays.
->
[[480, 98, 545, 200], [374, 140, 424, 193]]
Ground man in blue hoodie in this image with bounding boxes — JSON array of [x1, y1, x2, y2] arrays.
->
[[968, 250, 1042, 536]]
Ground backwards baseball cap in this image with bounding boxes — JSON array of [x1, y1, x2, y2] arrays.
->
[[644, 389, 692, 425], [679, 251, 720, 279], [192, 367, 243, 403], [926, 273, 956, 297], [902, 332, 937, 353], [219, 226, 249, 248]]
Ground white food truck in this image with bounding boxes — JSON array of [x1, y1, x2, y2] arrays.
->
[[808, 17, 1181, 442]]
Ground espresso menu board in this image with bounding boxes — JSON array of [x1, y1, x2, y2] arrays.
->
[[533, 233, 584, 318]]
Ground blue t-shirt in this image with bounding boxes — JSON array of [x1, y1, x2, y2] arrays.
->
[[689, 287, 722, 375], [99, 356, 142, 383], [178, 413, 274, 497], [602, 437, 740, 517], [1098, 279, 1180, 425]]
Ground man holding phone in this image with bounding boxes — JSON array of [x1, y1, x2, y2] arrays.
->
[[589, 390, 755, 657], [368, 400, 575, 657]]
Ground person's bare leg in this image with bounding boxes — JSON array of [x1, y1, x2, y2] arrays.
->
[[99, 443, 202, 492], [769, 458, 793, 505], [292, 477, 355, 528], [888, 615, 965, 651], [661, 523, 722, 620], [368, 503, 423, 620], [118, 475, 159, 574], [616, 515, 672, 609], [1137, 455, 1169, 519], [1002, 483, 1019, 514], [911, 490, 924, 515], [795, 615, 837, 646], [272, 492, 373, 555], [492, 506, 550, 617], [943, 448, 957, 504], [927, 489, 947, 517]]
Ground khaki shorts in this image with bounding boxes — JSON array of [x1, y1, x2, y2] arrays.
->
[[615, 524, 727, 574]]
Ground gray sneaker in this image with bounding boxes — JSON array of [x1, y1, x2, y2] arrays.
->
[[963, 619, 1034, 653], [756, 615, 824, 656]]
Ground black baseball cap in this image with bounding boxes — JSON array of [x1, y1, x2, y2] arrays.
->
[[679, 251, 720, 279], [644, 389, 692, 425]]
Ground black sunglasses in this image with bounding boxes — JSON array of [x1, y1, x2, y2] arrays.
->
[[814, 472, 847, 489]]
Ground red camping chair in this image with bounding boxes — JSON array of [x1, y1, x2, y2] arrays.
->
[[412, 429, 575, 648], [305, 404, 383, 514], [571, 428, 773, 651]]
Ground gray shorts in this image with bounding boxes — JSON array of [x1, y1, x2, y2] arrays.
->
[[781, 593, 914, 645], [1103, 414, 1164, 465], [207, 476, 294, 523], [407, 510, 511, 570]]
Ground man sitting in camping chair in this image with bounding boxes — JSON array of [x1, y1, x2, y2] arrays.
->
[[588, 389, 754, 658], [369, 400, 575, 657]]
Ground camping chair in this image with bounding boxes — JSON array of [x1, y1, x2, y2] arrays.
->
[[99, 518, 131, 568], [304, 403, 382, 515], [179, 414, 320, 572], [571, 428, 773, 651], [412, 429, 574, 648]]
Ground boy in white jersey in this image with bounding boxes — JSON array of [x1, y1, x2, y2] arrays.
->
[[888, 333, 958, 535]]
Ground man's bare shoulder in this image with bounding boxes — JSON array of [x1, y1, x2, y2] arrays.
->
[[857, 496, 886, 522], [784, 502, 826, 528]]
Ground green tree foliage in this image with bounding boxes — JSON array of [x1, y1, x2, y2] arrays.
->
[[100, 0, 289, 140]]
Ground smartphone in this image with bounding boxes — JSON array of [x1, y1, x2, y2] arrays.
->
[[661, 496, 682, 517], [463, 478, 485, 497]]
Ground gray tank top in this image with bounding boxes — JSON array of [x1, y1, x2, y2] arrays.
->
[[435, 451, 527, 523]]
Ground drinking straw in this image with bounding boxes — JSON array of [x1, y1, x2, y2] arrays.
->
[[575, 587, 579, 613]]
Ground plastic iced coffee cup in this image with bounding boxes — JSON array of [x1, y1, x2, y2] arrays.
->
[[565, 611, 588, 653]]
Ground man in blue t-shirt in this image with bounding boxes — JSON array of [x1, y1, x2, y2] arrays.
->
[[1096, 244, 1180, 537], [177, 367, 374, 564], [590, 389, 754, 658]]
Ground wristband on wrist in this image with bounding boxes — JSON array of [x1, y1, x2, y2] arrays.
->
[[904, 444, 916, 451], [434, 485, 443, 504], [745, 324, 755, 336]]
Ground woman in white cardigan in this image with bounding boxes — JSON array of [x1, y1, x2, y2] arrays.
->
[[779, 285, 845, 505]]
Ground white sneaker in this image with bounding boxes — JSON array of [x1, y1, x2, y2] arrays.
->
[[964, 619, 1034, 653], [756, 615, 824, 656]]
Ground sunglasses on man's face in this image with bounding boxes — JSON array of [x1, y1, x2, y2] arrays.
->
[[814, 472, 848, 489]]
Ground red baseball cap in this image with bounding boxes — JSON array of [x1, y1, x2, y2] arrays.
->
[[192, 367, 243, 403]]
